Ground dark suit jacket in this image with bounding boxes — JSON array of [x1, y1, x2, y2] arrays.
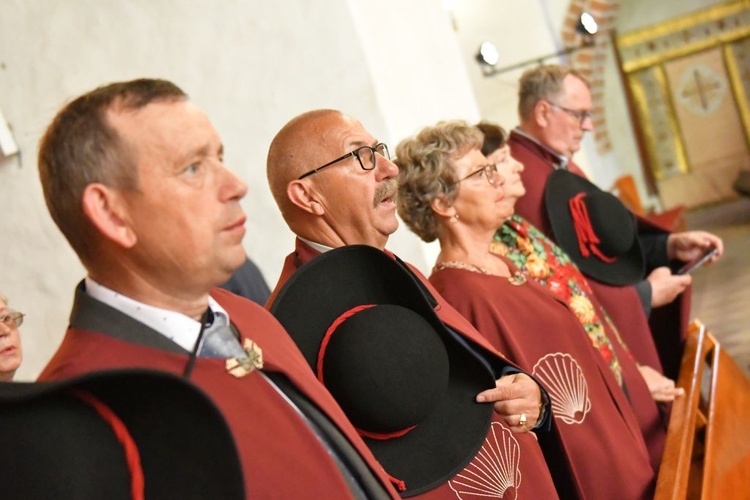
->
[[220, 256, 271, 306]]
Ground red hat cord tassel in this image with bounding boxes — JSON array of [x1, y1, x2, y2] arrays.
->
[[386, 473, 408, 492], [568, 193, 617, 263], [73, 390, 145, 500]]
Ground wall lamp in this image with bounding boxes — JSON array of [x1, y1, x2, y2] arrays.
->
[[476, 12, 598, 77]]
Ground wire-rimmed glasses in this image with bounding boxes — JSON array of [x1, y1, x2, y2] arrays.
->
[[0, 311, 24, 329], [458, 163, 500, 187], [546, 101, 593, 125]]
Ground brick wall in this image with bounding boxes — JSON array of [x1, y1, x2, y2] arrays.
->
[[562, 0, 621, 154]]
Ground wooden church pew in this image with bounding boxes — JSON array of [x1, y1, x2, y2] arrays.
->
[[655, 320, 750, 499]]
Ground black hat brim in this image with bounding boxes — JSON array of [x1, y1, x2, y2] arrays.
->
[[269, 245, 494, 496], [545, 169, 645, 286], [0, 369, 244, 500]]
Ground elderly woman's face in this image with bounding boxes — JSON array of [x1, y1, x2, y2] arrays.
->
[[486, 144, 525, 212], [448, 147, 511, 230], [0, 299, 23, 381]]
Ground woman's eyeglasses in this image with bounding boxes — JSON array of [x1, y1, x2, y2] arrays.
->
[[458, 163, 500, 187]]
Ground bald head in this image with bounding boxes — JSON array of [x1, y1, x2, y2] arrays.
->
[[266, 109, 400, 249], [267, 109, 340, 218]]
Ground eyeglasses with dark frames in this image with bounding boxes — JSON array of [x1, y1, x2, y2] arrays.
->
[[546, 101, 593, 125], [458, 163, 500, 187], [0, 310, 24, 329], [297, 143, 390, 180]]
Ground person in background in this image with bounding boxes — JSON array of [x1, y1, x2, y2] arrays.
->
[[0, 293, 23, 381], [265, 108, 560, 498], [477, 120, 682, 470], [508, 64, 723, 380], [396, 119, 656, 497], [220, 255, 271, 305], [36, 79, 399, 499]]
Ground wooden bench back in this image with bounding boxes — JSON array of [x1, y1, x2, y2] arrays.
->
[[655, 320, 750, 499], [609, 174, 686, 232]]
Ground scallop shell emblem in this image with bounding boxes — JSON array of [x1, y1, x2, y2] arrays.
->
[[532, 353, 591, 425], [448, 422, 521, 498]]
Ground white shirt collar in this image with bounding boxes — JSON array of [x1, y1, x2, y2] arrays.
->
[[513, 127, 569, 170], [299, 236, 334, 254], [84, 277, 230, 353]]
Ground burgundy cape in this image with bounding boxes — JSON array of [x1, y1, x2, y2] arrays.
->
[[430, 262, 655, 499], [509, 130, 690, 380], [40, 284, 399, 499], [267, 238, 560, 499], [496, 215, 666, 470]]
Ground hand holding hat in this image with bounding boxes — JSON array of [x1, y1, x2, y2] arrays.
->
[[476, 372, 544, 432]]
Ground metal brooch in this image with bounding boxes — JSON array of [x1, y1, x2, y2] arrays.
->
[[226, 339, 264, 378]]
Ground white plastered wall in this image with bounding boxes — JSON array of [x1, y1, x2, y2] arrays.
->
[[1, 0, 717, 380], [0, 0, 479, 380], [450, 0, 601, 180]]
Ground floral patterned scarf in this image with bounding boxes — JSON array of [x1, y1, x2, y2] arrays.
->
[[492, 214, 629, 386]]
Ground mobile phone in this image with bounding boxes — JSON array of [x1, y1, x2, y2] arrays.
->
[[676, 247, 718, 275]]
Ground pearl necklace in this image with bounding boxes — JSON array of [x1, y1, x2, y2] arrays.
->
[[433, 261, 527, 286]]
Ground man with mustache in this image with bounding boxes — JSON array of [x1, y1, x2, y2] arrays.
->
[[36, 81, 400, 499], [265, 109, 560, 498]]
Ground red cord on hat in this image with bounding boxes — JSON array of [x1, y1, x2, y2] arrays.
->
[[568, 193, 616, 263], [386, 473, 407, 492], [357, 425, 417, 440], [317, 304, 377, 384], [73, 391, 145, 500], [318, 304, 418, 438], [317, 304, 410, 492]]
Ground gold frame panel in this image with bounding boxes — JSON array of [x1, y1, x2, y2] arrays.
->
[[724, 41, 750, 150], [616, 1, 750, 182]]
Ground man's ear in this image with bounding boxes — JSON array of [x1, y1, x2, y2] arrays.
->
[[287, 180, 326, 216], [534, 99, 552, 128], [81, 184, 137, 248], [430, 194, 455, 220]]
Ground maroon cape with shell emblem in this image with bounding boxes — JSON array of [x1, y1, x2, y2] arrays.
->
[[40, 285, 399, 499], [431, 256, 656, 498], [508, 129, 684, 469], [509, 130, 690, 380], [267, 238, 560, 499]]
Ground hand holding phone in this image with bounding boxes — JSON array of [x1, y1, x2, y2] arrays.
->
[[676, 247, 718, 275]]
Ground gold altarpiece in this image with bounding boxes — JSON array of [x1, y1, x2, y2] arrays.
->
[[616, 1, 750, 209]]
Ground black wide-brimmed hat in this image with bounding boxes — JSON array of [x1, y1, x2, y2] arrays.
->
[[545, 168, 645, 286], [269, 245, 494, 497], [0, 369, 244, 500]]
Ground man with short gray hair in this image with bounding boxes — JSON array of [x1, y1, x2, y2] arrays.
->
[[506, 63, 723, 470]]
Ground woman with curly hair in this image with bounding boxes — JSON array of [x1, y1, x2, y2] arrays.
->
[[396, 120, 659, 499], [477, 121, 679, 472]]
